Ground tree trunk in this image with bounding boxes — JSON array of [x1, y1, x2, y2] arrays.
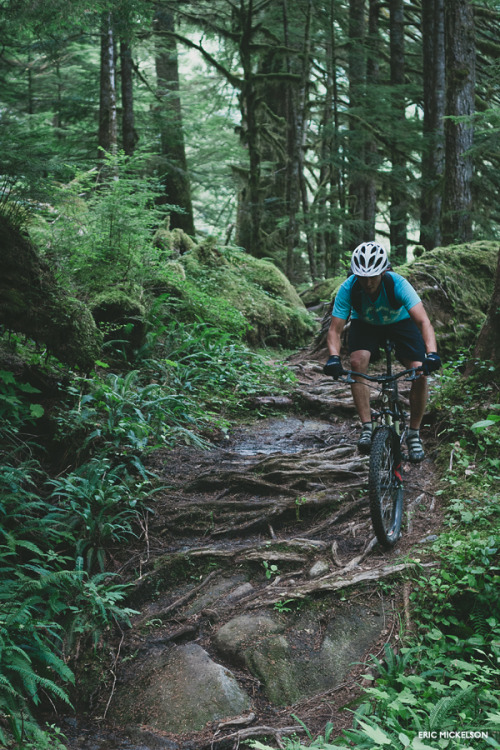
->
[[441, 0, 475, 244], [154, 4, 195, 236], [389, 0, 407, 262], [236, 0, 263, 258], [98, 12, 118, 167], [120, 40, 136, 156], [282, 0, 301, 280], [346, 0, 366, 251], [297, 0, 317, 282], [364, 0, 381, 240], [313, 0, 340, 278], [466, 249, 500, 373], [419, 0, 445, 251]]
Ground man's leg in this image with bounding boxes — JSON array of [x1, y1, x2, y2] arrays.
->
[[391, 318, 428, 463], [402, 359, 428, 429], [350, 349, 372, 423], [350, 349, 373, 453], [403, 358, 427, 462]]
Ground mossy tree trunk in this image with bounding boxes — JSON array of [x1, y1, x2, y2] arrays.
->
[[120, 39, 136, 157], [466, 248, 500, 373], [389, 0, 407, 262], [98, 12, 118, 169], [419, 0, 445, 251], [441, 0, 475, 244], [154, 3, 195, 236]]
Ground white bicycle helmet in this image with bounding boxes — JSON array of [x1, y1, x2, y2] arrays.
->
[[350, 241, 390, 277]]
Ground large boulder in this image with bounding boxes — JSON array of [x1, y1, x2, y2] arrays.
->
[[214, 603, 384, 706], [401, 241, 498, 357], [110, 643, 251, 733]]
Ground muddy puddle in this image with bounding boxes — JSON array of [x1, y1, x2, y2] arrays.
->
[[228, 416, 345, 455]]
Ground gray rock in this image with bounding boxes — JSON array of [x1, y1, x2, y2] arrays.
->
[[419, 534, 439, 543], [112, 643, 251, 733], [308, 560, 330, 578], [214, 613, 284, 661], [214, 603, 384, 706], [223, 582, 255, 603]]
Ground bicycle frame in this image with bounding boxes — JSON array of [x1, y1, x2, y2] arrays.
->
[[336, 340, 423, 547], [340, 340, 420, 441]]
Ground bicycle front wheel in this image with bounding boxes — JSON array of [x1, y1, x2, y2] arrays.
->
[[369, 426, 404, 548]]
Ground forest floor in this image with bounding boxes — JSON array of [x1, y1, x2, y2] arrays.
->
[[62, 346, 444, 750]]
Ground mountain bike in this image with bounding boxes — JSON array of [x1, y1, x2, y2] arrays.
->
[[339, 340, 422, 549]]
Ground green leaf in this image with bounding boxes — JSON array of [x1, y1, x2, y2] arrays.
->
[[0, 370, 16, 384], [471, 419, 497, 431], [411, 739, 438, 750], [356, 719, 392, 745], [30, 404, 45, 418]]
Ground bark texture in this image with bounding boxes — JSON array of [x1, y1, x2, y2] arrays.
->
[[441, 0, 475, 243], [420, 0, 445, 251], [154, 4, 195, 236]]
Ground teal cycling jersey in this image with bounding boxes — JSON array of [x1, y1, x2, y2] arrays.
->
[[332, 272, 421, 325]]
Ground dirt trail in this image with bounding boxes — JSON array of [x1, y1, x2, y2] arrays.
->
[[63, 353, 441, 750]]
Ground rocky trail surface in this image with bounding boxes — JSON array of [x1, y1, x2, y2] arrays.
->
[[62, 353, 441, 750]]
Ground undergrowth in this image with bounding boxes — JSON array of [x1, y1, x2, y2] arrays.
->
[[0, 313, 294, 748], [250, 360, 500, 749]]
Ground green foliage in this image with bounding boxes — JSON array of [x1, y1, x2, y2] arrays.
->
[[0, 369, 44, 451], [45, 458, 154, 573], [431, 356, 500, 480], [32, 151, 170, 294], [262, 561, 280, 580]]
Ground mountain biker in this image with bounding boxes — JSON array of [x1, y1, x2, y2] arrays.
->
[[323, 241, 441, 462]]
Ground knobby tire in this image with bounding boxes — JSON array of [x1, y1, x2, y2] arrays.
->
[[369, 426, 404, 548]]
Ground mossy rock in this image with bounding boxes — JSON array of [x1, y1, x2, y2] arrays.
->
[[91, 291, 146, 352], [399, 241, 498, 357], [176, 243, 315, 347], [153, 226, 195, 256], [144, 240, 315, 347], [300, 276, 345, 308], [0, 215, 102, 370]]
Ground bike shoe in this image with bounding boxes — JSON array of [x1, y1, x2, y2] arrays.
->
[[357, 425, 372, 455], [407, 431, 425, 463]]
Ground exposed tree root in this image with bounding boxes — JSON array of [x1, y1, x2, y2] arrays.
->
[[241, 561, 436, 609]]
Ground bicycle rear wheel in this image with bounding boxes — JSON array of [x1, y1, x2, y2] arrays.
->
[[369, 426, 404, 548]]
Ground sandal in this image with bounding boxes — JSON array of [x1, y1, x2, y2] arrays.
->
[[407, 431, 425, 463]]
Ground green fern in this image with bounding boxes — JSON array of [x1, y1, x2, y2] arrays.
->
[[470, 608, 489, 638], [429, 686, 477, 731]]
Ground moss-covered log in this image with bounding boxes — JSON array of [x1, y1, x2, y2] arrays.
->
[[0, 216, 102, 370]]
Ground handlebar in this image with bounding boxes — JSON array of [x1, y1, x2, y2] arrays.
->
[[338, 367, 423, 385]]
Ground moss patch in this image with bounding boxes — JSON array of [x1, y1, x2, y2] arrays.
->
[[147, 240, 316, 348], [397, 241, 498, 357], [91, 290, 147, 352]]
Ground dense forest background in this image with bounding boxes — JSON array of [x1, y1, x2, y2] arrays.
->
[[2, 0, 499, 281], [1, 0, 500, 749]]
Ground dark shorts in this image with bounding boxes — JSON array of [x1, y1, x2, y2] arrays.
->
[[348, 318, 426, 364]]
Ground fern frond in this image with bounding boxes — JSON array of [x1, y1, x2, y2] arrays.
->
[[429, 686, 476, 730]]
